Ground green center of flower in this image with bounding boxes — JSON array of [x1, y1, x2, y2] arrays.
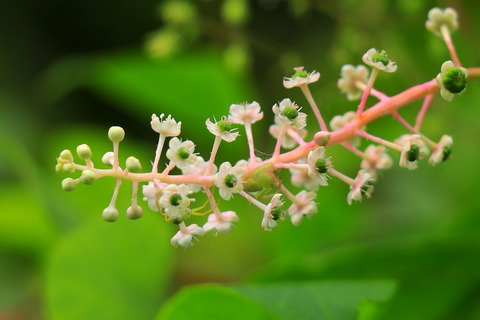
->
[[315, 158, 328, 174], [372, 53, 389, 66], [282, 106, 298, 120], [176, 147, 190, 160], [271, 207, 283, 220], [406, 145, 420, 162], [169, 194, 182, 206], [442, 67, 467, 94], [217, 120, 232, 132], [442, 147, 452, 162], [224, 174, 237, 188], [172, 216, 184, 224], [293, 70, 308, 78]]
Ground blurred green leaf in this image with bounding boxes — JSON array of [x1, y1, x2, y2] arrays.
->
[[156, 280, 395, 320], [45, 213, 174, 320]]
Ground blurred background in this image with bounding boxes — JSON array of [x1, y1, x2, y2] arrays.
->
[[1, 0, 480, 319]]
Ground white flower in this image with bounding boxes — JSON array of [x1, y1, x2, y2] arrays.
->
[[151, 113, 181, 136], [272, 98, 307, 129], [171, 224, 204, 247], [283, 66, 320, 89], [330, 111, 361, 146], [429, 135, 453, 166], [337, 65, 369, 101], [426, 7, 458, 36], [262, 194, 284, 231], [435, 60, 467, 101], [182, 156, 216, 192], [214, 162, 244, 200], [395, 134, 430, 157], [206, 116, 239, 142], [269, 117, 307, 149], [307, 147, 331, 186], [289, 159, 322, 191], [142, 181, 168, 211], [159, 184, 194, 220], [347, 170, 374, 205], [288, 190, 317, 226], [360, 145, 393, 178], [362, 48, 397, 73], [228, 101, 263, 124], [203, 211, 239, 234], [399, 135, 424, 170], [166, 138, 197, 170]]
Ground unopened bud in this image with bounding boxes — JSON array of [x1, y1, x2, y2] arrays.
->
[[76, 144, 92, 160], [126, 205, 144, 220], [108, 126, 125, 143], [102, 207, 119, 222], [63, 163, 75, 174], [102, 152, 114, 166], [314, 131, 331, 146], [59, 149, 73, 162], [82, 170, 96, 185], [126, 156, 142, 172], [55, 163, 64, 174], [62, 178, 76, 191]]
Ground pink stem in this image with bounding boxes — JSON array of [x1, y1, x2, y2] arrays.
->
[[342, 142, 368, 160], [299, 84, 329, 131], [441, 25, 461, 66], [391, 110, 415, 133], [414, 94, 434, 131], [287, 127, 306, 146], [357, 68, 379, 116], [244, 121, 257, 163], [356, 130, 403, 152]]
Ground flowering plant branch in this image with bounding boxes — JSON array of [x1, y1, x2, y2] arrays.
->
[[56, 8, 478, 247]]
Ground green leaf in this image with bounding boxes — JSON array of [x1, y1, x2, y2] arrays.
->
[[232, 280, 396, 320], [45, 213, 174, 320], [155, 284, 278, 320]]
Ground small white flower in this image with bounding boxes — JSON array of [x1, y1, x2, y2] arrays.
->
[[360, 145, 393, 178], [330, 111, 361, 146], [362, 48, 397, 73], [171, 224, 204, 247], [435, 60, 467, 101], [166, 138, 197, 170], [337, 64, 369, 101], [142, 181, 168, 212], [395, 134, 430, 157], [182, 156, 216, 192], [228, 101, 263, 124], [203, 211, 239, 234], [429, 135, 453, 166], [289, 159, 322, 191], [214, 162, 244, 200], [399, 135, 424, 170], [262, 194, 284, 231], [347, 170, 374, 205], [269, 117, 307, 149], [151, 113, 181, 136], [283, 66, 320, 89], [272, 98, 307, 129], [287, 190, 317, 226], [159, 184, 194, 219], [205, 116, 239, 142], [426, 7, 458, 36], [307, 147, 332, 187]]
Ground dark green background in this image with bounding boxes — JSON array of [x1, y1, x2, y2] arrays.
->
[[1, 0, 480, 319]]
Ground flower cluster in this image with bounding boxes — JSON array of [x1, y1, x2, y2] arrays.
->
[[56, 7, 468, 248]]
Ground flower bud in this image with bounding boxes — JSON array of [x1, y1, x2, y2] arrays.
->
[[63, 163, 75, 174], [126, 205, 143, 220], [102, 152, 114, 166], [314, 131, 331, 146], [76, 144, 92, 160], [62, 178, 76, 191], [82, 170, 96, 185], [102, 207, 119, 222], [55, 163, 64, 174], [59, 149, 73, 162], [126, 156, 142, 172], [108, 126, 125, 143]]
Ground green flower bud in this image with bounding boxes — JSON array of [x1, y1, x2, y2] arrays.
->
[[62, 178, 76, 191], [82, 170, 96, 185], [126, 205, 143, 220], [59, 149, 74, 162], [126, 156, 142, 172], [224, 174, 237, 188], [372, 53, 389, 66], [407, 144, 420, 162], [63, 163, 75, 174], [108, 126, 125, 143], [176, 147, 190, 160], [442, 67, 467, 94], [102, 152, 114, 166], [282, 106, 298, 120], [102, 207, 118, 222], [76, 144, 92, 160], [217, 120, 232, 132], [55, 163, 64, 174], [293, 69, 308, 78]]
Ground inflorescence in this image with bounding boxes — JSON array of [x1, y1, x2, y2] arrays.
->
[[57, 8, 472, 247]]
